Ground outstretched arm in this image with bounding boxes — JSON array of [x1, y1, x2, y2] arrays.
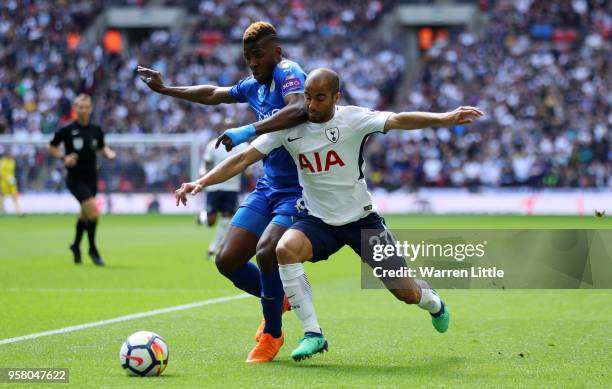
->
[[175, 146, 266, 206], [137, 66, 235, 105], [216, 93, 308, 151], [384, 106, 484, 131]]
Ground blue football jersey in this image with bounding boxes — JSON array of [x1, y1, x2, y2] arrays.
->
[[229, 59, 306, 189]]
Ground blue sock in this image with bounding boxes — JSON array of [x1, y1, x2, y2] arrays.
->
[[225, 262, 262, 298], [260, 270, 284, 338]]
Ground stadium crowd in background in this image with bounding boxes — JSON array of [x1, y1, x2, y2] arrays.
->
[[0, 0, 609, 192], [368, 0, 610, 190]]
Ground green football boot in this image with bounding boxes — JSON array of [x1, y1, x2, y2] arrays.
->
[[431, 300, 450, 333], [290, 332, 328, 361]]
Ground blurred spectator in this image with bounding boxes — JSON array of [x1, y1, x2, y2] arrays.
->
[[368, 0, 610, 189]]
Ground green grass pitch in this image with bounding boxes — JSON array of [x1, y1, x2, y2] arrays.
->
[[0, 214, 610, 388]]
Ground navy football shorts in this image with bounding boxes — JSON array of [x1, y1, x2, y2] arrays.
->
[[290, 212, 408, 272], [206, 190, 239, 214]]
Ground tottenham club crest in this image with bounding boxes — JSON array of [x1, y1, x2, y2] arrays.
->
[[294, 197, 307, 214], [325, 127, 340, 143]]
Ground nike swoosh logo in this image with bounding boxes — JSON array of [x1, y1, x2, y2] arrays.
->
[[287, 294, 296, 299], [124, 354, 144, 366], [287, 137, 303, 142]]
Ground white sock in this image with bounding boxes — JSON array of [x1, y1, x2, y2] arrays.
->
[[278, 263, 321, 334], [209, 217, 230, 253], [418, 287, 442, 314]]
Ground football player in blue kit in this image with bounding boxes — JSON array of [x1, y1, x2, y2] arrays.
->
[[137, 22, 307, 362]]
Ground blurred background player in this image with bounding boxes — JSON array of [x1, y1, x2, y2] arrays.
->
[[0, 147, 24, 216], [48, 94, 116, 266], [199, 119, 248, 260]]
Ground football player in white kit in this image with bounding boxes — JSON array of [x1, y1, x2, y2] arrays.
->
[[199, 122, 248, 259], [175, 68, 483, 361]]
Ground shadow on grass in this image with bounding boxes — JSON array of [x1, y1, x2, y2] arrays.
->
[[77, 263, 143, 271], [266, 355, 470, 378], [122, 373, 179, 380]]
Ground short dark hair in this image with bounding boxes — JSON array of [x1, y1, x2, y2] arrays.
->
[[309, 68, 340, 94], [74, 93, 91, 105], [243, 21, 277, 44]]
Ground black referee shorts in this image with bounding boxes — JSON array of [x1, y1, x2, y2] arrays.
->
[[66, 176, 97, 203]]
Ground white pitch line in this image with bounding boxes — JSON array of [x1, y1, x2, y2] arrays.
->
[[2, 287, 224, 294], [0, 293, 250, 346]]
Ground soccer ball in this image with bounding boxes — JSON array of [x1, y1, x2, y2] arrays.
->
[[120, 331, 169, 376]]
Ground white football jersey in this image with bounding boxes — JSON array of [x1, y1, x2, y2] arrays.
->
[[202, 139, 247, 192], [252, 105, 392, 225]]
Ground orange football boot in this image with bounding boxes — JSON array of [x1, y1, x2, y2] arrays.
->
[[255, 295, 292, 341], [246, 333, 284, 363]]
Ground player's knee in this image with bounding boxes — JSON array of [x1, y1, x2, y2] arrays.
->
[[84, 213, 98, 223], [255, 239, 278, 273], [275, 239, 297, 265], [214, 245, 244, 276], [82, 202, 98, 221], [88, 212, 99, 223], [256, 234, 276, 261], [214, 248, 232, 276]]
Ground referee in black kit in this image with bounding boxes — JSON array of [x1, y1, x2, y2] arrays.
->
[[49, 94, 116, 265]]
